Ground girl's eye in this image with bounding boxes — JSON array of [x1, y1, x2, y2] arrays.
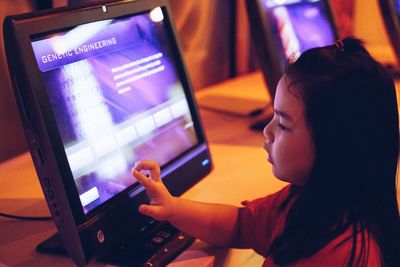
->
[[278, 123, 290, 131]]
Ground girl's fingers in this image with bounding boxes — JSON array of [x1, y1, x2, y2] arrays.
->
[[138, 204, 164, 219], [132, 168, 154, 188], [134, 160, 161, 182]]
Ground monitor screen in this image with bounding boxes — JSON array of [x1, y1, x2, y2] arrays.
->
[[4, 0, 211, 265], [246, 0, 337, 99], [30, 9, 199, 215]]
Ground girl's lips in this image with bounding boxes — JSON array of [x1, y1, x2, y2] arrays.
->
[[263, 142, 274, 164], [263, 142, 268, 151]]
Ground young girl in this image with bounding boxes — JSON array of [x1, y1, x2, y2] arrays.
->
[[132, 38, 400, 267]]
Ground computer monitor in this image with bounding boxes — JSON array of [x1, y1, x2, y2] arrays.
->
[[246, 0, 338, 100], [3, 0, 212, 265], [379, 0, 400, 68]]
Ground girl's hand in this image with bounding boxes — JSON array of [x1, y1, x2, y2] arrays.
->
[[132, 160, 176, 221]]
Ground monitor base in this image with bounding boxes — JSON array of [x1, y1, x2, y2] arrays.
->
[[36, 232, 66, 255], [250, 111, 273, 132], [37, 223, 195, 267], [197, 94, 267, 118]]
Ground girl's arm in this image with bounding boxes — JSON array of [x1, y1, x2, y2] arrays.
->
[[133, 160, 240, 247]]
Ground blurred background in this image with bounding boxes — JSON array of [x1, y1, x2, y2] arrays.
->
[[0, 0, 392, 162]]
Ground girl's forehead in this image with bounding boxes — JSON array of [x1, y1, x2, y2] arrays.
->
[[275, 77, 304, 119]]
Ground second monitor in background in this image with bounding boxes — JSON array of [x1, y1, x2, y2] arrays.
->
[[379, 0, 400, 73], [246, 0, 338, 129]]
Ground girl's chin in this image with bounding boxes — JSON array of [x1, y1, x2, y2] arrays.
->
[[273, 170, 306, 186]]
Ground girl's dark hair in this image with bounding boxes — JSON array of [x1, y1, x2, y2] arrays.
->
[[268, 37, 400, 266]]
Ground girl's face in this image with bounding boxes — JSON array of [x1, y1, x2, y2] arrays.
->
[[263, 76, 315, 185]]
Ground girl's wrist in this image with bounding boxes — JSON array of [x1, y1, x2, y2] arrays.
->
[[167, 196, 179, 222]]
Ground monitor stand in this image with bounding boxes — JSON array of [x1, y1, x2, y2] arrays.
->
[[250, 116, 272, 132], [37, 223, 195, 267], [384, 63, 400, 78], [249, 104, 273, 132]]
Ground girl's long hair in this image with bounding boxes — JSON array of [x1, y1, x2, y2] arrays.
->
[[268, 37, 400, 266]]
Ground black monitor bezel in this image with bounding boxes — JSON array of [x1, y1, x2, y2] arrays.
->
[[246, 0, 339, 99], [10, 0, 208, 223], [4, 0, 212, 264]]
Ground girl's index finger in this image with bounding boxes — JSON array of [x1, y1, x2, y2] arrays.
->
[[132, 168, 154, 188], [134, 160, 161, 182]]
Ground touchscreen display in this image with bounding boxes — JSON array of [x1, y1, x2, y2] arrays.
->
[[263, 0, 335, 60], [31, 8, 199, 214]]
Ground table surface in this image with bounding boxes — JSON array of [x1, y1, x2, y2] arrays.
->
[[0, 71, 289, 267]]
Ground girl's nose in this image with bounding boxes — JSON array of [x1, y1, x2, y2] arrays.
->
[[263, 121, 274, 143]]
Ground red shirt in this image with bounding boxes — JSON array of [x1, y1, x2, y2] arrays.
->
[[236, 186, 382, 266]]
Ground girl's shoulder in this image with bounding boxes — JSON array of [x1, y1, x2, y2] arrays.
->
[[236, 185, 293, 253]]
